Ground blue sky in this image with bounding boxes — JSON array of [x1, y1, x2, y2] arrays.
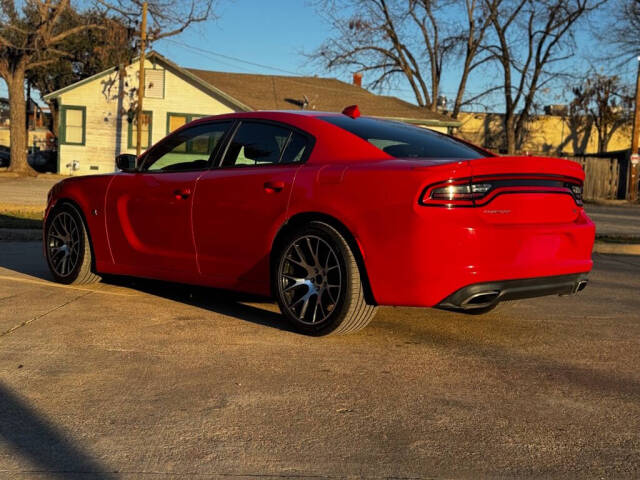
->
[[1, 0, 636, 111], [1, 0, 339, 101], [155, 0, 330, 77], [1, 0, 443, 105]]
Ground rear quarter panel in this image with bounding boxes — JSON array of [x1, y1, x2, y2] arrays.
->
[[287, 159, 473, 305]]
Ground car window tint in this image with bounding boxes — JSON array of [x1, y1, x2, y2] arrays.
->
[[222, 122, 292, 167], [281, 132, 309, 164], [319, 116, 487, 159], [145, 122, 230, 172]]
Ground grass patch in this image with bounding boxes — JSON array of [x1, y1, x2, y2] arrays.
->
[[0, 209, 43, 229]]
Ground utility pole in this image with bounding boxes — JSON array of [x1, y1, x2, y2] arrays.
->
[[136, 1, 148, 157], [630, 56, 640, 202], [25, 80, 30, 152]]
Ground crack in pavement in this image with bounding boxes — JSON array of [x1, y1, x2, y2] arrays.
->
[[0, 290, 94, 338], [0, 275, 138, 296]]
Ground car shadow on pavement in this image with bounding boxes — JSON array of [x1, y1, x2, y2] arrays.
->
[[373, 314, 640, 402], [0, 382, 117, 479], [0, 241, 294, 333], [101, 275, 296, 333]]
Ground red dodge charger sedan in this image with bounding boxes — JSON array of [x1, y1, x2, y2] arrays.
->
[[44, 108, 595, 335]]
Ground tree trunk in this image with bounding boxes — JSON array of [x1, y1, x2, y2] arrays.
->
[[430, 65, 438, 112], [597, 122, 608, 154], [7, 69, 36, 176], [598, 134, 607, 154], [452, 61, 470, 119], [505, 112, 516, 154], [47, 100, 59, 137]]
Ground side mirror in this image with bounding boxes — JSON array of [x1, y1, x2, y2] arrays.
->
[[115, 153, 138, 172]]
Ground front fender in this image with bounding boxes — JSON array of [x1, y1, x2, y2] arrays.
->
[[45, 175, 115, 268]]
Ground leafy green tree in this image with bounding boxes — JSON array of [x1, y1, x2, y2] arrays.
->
[[0, 0, 107, 174], [1, 0, 215, 175], [27, 10, 135, 137]]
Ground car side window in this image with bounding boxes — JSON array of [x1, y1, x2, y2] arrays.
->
[[143, 122, 231, 172], [281, 132, 310, 164], [221, 122, 304, 167]]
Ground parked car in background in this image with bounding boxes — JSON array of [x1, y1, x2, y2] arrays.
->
[[43, 108, 595, 335], [0, 146, 56, 172], [0, 145, 9, 167], [28, 148, 56, 173]]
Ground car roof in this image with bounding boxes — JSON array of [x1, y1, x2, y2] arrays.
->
[[180, 110, 393, 164], [188, 110, 343, 122]]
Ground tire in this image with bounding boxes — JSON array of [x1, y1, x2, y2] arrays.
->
[[273, 221, 377, 335], [45, 203, 101, 285]]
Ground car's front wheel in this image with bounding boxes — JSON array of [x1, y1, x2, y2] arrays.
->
[[274, 222, 377, 335], [45, 203, 101, 285]]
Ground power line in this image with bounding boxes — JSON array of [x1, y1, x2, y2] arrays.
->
[[162, 39, 495, 100], [163, 38, 304, 77], [161, 38, 503, 105]]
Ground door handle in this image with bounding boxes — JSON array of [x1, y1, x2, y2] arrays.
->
[[173, 188, 192, 200], [264, 181, 285, 193]]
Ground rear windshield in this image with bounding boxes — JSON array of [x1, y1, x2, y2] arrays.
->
[[319, 116, 487, 159]]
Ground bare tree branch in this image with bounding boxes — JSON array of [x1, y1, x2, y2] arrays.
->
[[0, 1, 117, 174], [307, 0, 494, 115], [94, 0, 216, 42], [482, 0, 608, 153], [569, 70, 633, 153]]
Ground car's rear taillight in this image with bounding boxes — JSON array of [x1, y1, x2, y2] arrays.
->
[[569, 183, 583, 205], [420, 175, 583, 207], [429, 182, 491, 201]]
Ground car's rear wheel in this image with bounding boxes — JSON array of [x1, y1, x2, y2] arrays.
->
[[274, 222, 377, 335], [45, 204, 101, 285]]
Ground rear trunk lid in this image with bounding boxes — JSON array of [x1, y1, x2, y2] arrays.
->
[[467, 156, 584, 225], [468, 155, 584, 180]]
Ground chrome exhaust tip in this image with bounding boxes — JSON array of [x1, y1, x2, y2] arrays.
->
[[461, 290, 500, 309], [575, 280, 588, 293]]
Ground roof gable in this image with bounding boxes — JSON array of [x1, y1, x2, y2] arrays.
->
[[42, 52, 250, 112]]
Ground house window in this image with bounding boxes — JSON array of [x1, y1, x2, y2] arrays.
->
[[128, 111, 153, 150], [166, 113, 206, 134], [145, 69, 165, 99], [60, 106, 86, 145]]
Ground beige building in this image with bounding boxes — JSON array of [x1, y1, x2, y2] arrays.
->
[[457, 111, 632, 156], [0, 98, 52, 151], [43, 52, 460, 175]]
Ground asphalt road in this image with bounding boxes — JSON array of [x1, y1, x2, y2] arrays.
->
[[584, 204, 640, 237], [1, 242, 639, 478]]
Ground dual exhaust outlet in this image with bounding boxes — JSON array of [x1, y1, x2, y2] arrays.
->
[[459, 279, 588, 310]]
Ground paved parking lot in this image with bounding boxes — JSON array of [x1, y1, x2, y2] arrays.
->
[[1, 242, 639, 478]]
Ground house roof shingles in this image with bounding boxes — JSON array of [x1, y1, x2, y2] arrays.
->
[[187, 69, 457, 126]]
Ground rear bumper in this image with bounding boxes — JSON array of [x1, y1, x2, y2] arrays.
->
[[436, 272, 589, 311], [360, 207, 595, 308]]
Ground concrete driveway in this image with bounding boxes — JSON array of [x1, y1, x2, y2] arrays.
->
[[1, 242, 639, 478]]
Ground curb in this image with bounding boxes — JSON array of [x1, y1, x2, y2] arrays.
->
[[0, 228, 41, 242], [593, 241, 640, 256]]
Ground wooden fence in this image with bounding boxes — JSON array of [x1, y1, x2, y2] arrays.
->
[[568, 156, 620, 201]]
